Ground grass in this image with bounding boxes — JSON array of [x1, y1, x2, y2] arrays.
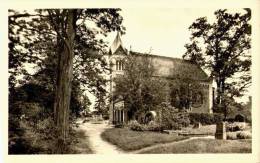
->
[[69, 129, 93, 154], [139, 139, 252, 153], [101, 128, 189, 151], [181, 124, 216, 135]]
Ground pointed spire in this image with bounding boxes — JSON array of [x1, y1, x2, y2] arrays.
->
[[110, 32, 125, 54]]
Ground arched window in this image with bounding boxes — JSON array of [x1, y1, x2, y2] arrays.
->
[[116, 60, 119, 70], [119, 61, 122, 70], [192, 92, 203, 108], [121, 61, 124, 70]]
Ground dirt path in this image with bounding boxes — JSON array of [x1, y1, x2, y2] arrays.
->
[[75, 119, 215, 154], [130, 135, 215, 154], [76, 119, 126, 154]]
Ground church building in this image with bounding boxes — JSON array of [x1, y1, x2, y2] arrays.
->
[[105, 33, 214, 124]]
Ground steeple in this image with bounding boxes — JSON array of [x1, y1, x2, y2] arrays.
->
[[109, 32, 125, 54]]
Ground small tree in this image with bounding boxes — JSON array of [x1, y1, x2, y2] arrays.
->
[[94, 80, 108, 116], [114, 53, 168, 120], [169, 78, 203, 111]]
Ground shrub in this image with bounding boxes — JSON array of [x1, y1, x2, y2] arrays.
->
[[146, 121, 163, 132], [161, 108, 190, 130], [188, 113, 201, 124], [127, 120, 163, 132], [128, 120, 145, 131], [213, 113, 224, 124], [237, 131, 252, 139], [226, 122, 246, 132], [227, 132, 237, 140], [189, 113, 224, 125], [234, 114, 245, 122], [36, 117, 54, 131]]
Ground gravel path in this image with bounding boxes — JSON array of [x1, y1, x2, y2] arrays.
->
[[76, 119, 126, 154]]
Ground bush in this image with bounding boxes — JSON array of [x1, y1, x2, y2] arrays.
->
[[127, 120, 163, 132], [237, 131, 252, 139], [213, 113, 224, 124], [128, 120, 145, 131], [161, 108, 190, 130], [226, 122, 246, 132], [189, 113, 224, 125], [227, 132, 237, 140], [188, 113, 201, 124], [227, 131, 252, 140], [146, 121, 163, 132], [234, 114, 245, 122]]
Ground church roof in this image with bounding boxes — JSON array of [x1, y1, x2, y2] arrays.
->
[[108, 34, 210, 82], [130, 51, 210, 82], [109, 32, 125, 55]]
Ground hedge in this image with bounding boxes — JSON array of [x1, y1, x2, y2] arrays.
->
[[188, 113, 224, 125], [161, 108, 190, 130], [127, 120, 163, 132]]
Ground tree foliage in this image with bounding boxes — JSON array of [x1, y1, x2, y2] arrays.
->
[[9, 9, 125, 90], [183, 9, 251, 113], [114, 53, 168, 120], [8, 9, 124, 153], [169, 78, 203, 110]]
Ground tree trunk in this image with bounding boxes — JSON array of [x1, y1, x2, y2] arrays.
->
[[216, 77, 226, 105], [216, 78, 223, 105], [53, 10, 77, 153]]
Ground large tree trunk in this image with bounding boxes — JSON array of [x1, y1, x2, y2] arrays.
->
[[216, 77, 224, 105], [53, 10, 77, 153], [216, 77, 226, 105], [216, 79, 221, 104]]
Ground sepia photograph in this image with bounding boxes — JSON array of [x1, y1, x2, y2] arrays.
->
[[7, 7, 253, 155]]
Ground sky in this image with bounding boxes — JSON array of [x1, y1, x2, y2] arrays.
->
[[106, 8, 218, 58]]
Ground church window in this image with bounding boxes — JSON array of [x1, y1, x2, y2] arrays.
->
[[120, 61, 124, 70], [192, 91, 203, 108], [116, 60, 124, 70], [119, 61, 122, 70], [116, 60, 119, 70]]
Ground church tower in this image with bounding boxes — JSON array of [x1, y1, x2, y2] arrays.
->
[[108, 32, 127, 124], [109, 32, 126, 55]]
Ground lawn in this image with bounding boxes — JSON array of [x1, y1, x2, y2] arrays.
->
[[69, 129, 93, 154], [181, 124, 216, 135], [101, 128, 189, 151], [139, 139, 252, 153]]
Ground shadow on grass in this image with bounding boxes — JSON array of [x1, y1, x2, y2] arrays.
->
[[139, 138, 252, 153], [64, 128, 94, 154], [101, 128, 189, 151]]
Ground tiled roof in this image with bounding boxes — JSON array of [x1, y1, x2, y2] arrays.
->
[[130, 51, 210, 82]]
